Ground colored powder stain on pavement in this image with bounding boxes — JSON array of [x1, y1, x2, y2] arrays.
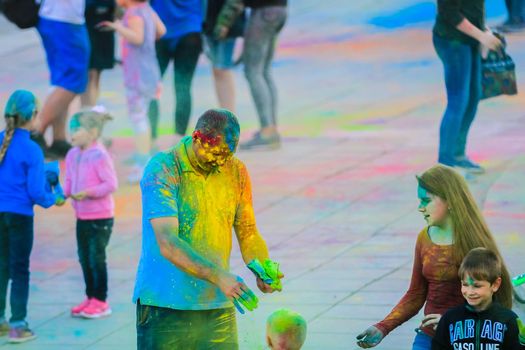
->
[[368, 2, 436, 28], [368, 0, 505, 29]]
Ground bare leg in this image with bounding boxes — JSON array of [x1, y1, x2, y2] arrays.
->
[[212, 68, 236, 112], [38, 87, 76, 141], [80, 70, 101, 107]]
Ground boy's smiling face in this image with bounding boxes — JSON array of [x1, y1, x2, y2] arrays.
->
[[461, 274, 501, 311]]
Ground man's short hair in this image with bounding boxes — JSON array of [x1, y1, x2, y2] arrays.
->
[[194, 109, 240, 152], [458, 247, 502, 284], [267, 309, 307, 350]]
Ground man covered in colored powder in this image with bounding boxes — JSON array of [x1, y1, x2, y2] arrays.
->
[[266, 309, 307, 350], [133, 109, 283, 349]]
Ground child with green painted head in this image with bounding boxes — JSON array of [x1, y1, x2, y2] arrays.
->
[[432, 248, 523, 349], [266, 309, 307, 350], [64, 107, 118, 319], [0, 90, 61, 343]]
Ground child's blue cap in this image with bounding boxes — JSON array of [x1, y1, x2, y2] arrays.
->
[[4, 90, 37, 121]]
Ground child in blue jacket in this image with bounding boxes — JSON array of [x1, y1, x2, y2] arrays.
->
[[0, 90, 62, 343]]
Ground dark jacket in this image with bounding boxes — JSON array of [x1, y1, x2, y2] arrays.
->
[[432, 302, 523, 350], [433, 0, 484, 46], [0, 129, 56, 216]]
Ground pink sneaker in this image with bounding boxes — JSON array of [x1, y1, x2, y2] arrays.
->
[[71, 298, 91, 317], [80, 298, 112, 319]]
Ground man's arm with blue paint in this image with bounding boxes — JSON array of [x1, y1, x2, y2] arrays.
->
[[151, 217, 255, 305]]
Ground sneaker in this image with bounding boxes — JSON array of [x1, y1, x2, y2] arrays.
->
[[239, 132, 280, 150], [71, 298, 91, 317], [496, 21, 525, 33], [8, 326, 37, 343], [0, 321, 8, 336], [80, 298, 112, 319], [454, 157, 485, 174], [47, 140, 73, 158], [30, 132, 48, 153]]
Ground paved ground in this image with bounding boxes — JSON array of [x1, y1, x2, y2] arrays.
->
[[1, 1, 525, 349]]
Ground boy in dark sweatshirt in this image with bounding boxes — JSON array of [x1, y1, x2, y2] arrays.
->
[[432, 248, 524, 350]]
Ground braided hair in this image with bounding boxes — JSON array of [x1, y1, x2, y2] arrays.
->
[[0, 90, 37, 164]]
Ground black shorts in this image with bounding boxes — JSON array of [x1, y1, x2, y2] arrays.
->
[[85, 1, 116, 70]]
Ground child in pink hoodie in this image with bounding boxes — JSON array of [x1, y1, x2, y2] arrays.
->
[[64, 108, 118, 319]]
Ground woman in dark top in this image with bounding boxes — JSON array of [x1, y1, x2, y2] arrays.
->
[[433, 0, 501, 173]]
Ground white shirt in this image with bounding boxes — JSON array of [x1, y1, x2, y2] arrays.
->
[[39, 0, 85, 25]]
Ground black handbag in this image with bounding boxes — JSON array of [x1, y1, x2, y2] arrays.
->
[[481, 35, 518, 100]]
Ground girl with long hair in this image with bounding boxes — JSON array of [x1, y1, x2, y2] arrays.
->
[[356, 164, 512, 350]]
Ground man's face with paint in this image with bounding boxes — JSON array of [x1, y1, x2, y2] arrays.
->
[[417, 185, 449, 227], [193, 137, 233, 172], [461, 274, 501, 311]]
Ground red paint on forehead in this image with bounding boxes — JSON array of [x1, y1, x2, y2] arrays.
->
[[194, 130, 222, 147]]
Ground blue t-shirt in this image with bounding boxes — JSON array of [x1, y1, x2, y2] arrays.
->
[[150, 0, 202, 43], [0, 129, 56, 216]]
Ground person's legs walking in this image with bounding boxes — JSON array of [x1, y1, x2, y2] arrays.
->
[[454, 46, 484, 172], [148, 39, 172, 144], [205, 36, 237, 112], [37, 87, 76, 148], [213, 68, 236, 112], [126, 91, 152, 183], [433, 35, 472, 166], [241, 6, 287, 150], [173, 33, 202, 136], [243, 9, 277, 131], [80, 69, 102, 107]]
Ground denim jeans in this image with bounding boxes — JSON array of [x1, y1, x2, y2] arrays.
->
[[0, 212, 34, 325], [76, 218, 113, 301], [150, 33, 203, 138], [433, 34, 481, 166], [412, 331, 432, 350], [136, 301, 238, 350], [243, 6, 287, 129], [505, 0, 525, 22]]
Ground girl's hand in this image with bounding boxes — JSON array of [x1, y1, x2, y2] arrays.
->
[[71, 191, 88, 201], [421, 313, 442, 330], [356, 326, 384, 348], [96, 20, 121, 32]]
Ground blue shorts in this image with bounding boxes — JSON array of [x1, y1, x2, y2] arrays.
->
[[204, 36, 236, 70], [37, 17, 90, 94]]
